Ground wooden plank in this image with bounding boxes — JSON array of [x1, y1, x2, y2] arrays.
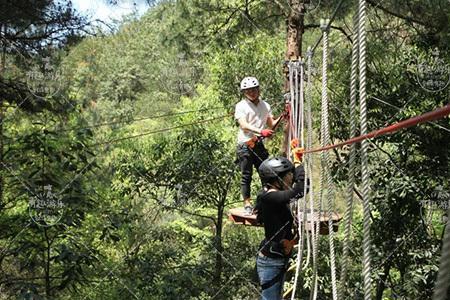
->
[[298, 211, 342, 235], [228, 208, 342, 234], [227, 207, 261, 227]]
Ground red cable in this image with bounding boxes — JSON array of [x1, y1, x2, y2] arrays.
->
[[304, 104, 450, 154]]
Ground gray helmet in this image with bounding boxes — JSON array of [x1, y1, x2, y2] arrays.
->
[[258, 157, 294, 183]]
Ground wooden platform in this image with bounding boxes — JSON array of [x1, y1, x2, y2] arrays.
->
[[299, 211, 342, 235], [228, 207, 261, 226], [228, 208, 342, 235]]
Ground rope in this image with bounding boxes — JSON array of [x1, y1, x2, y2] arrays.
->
[[339, 12, 360, 298], [306, 46, 319, 300], [59, 107, 224, 133], [320, 18, 339, 300], [300, 61, 305, 148], [288, 62, 296, 158], [311, 0, 346, 54], [357, 0, 373, 298], [290, 59, 308, 300], [432, 205, 450, 300], [302, 104, 450, 155], [303, 226, 311, 271], [91, 113, 232, 147], [295, 64, 300, 139]]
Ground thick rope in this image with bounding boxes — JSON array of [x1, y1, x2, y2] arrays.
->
[[306, 46, 319, 300], [299, 60, 309, 270], [300, 61, 305, 148], [303, 223, 311, 271], [432, 205, 450, 300], [357, 0, 373, 299], [291, 60, 308, 300], [302, 104, 450, 154], [339, 12, 360, 298], [321, 18, 339, 300], [294, 62, 300, 138], [314, 146, 326, 300], [288, 62, 295, 158]]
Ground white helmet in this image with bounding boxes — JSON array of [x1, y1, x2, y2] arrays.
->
[[240, 76, 259, 91]]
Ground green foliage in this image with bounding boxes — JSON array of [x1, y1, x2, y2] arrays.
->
[[208, 33, 285, 109], [1, 0, 450, 299]]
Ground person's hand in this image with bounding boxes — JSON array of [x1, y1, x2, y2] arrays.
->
[[292, 147, 304, 164], [281, 239, 297, 256], [294, 165, 305, 183], [261, 129, 274, 137]]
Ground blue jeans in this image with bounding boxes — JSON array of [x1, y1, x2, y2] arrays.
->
[[256, 254, 288, 300]]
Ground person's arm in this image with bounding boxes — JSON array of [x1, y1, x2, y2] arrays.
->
[[264, 182, 304, 205], [237, 117, 263, 135], [267, 115, 282, 129], [264, 165, 308, 204], [267, 104, 287, 129]]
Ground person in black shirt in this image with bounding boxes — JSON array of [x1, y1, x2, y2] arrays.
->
[[255, 156, 306, 300]]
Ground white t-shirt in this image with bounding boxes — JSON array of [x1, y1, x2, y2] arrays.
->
[[234, 98, 272, 144]]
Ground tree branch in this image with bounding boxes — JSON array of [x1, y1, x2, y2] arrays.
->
[[157, 198, 216, 224], [305, 24, 352, 43], [366, 0, 428, 27]]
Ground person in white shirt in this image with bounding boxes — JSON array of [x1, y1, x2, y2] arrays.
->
[[235, 76, 283, 215]]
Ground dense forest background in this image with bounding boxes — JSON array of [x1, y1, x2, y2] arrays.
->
[[0, 0, 449, 299]]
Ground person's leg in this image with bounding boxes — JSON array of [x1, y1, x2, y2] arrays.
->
[[256, 255, 286, 300], [237, 144, 253, 208], [252, 143, 269, 186]]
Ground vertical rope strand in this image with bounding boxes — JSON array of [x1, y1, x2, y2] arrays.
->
[[299, 60, 309, 271], [300, 60, 305, 148], [321, 18, 339, 300], [306, 46, 319, 300], [295, 65, 300, 139], [291, 60, 308, 300], [357, 0, 373, 299], [289, 62, 296, 158], [339, 12, 360, 299], [432, 205, 450, 300]]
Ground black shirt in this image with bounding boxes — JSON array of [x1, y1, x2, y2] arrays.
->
[[257, 166, 306, 255]]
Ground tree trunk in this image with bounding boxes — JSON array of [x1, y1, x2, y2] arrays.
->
[[44, 228, 51, 297], [375, 262, 391, 300], [283, 1, 306, 154], [284, 0, 306, 93], [0, 23, 5, 209], [285, 0, 306, 63], [213, 200, 224, 286]]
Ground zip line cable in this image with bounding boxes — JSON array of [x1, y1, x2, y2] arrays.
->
[[5, 106, 228, 145], [302, 104, 450, 155], [311, 73, 450, 136], [89, 98, 287, 148], [310, 0, 346, 55], [369, 95, 450, 134], [58, 106, 225, 133], [91, 113, 233, 147]]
